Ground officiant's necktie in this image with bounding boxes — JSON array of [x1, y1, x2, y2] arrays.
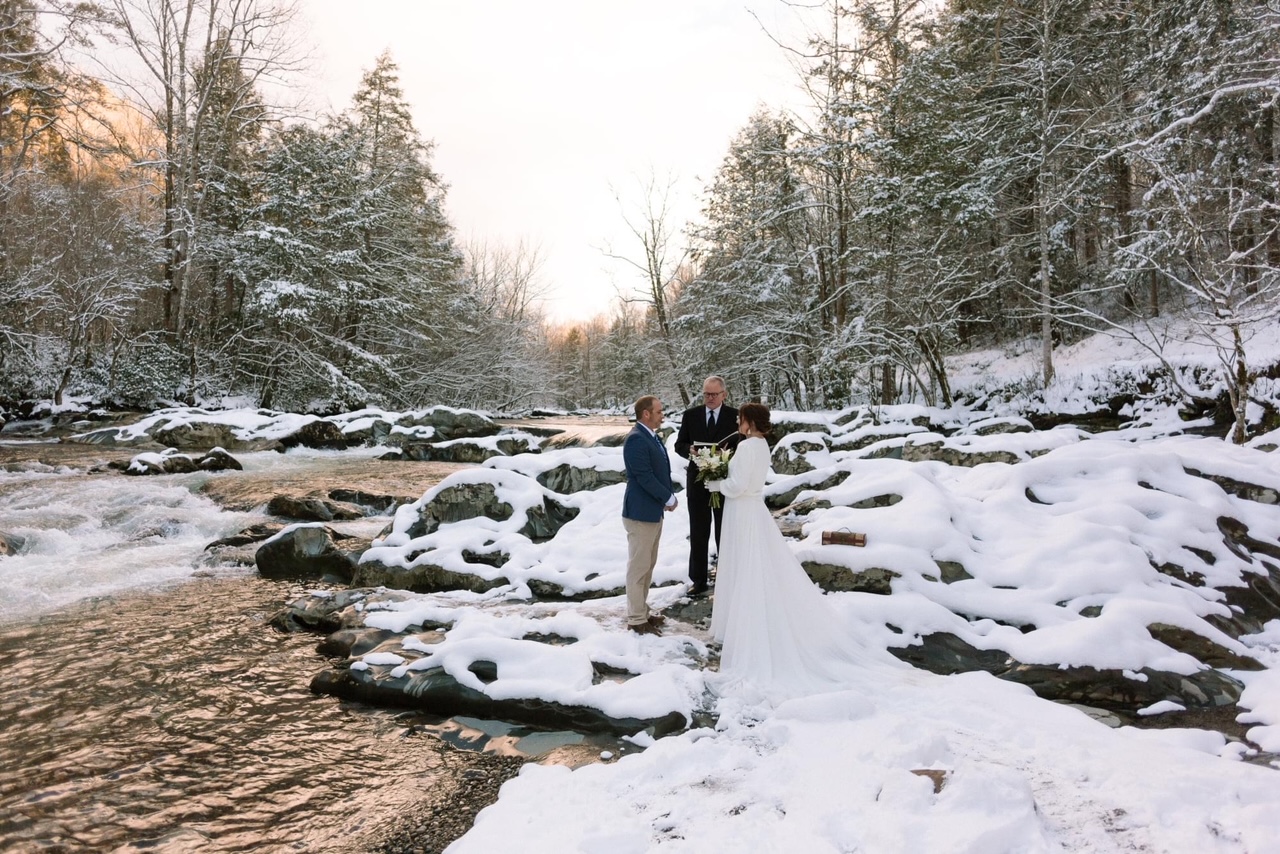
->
[[708, 411, 716, 432]]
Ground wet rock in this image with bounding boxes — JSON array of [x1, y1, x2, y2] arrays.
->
[[771, 433, 829, 476], [901, 440, 1021, 467], [400, 436, 538, 464], [765, 470, 851, 510], [353, 559, 510, 594], [0, 530, 26, 557], [278, 419, 349, 450], [269, 589, 378, 633], [830, 424, 926, 452], [768, 417, 829, 445], [525, 578, 626, 601], [802, 562, 898, 594], [461, 548, 510, 568], [535, 463, 627, 494], [328, 489, 408, 514], [965, 416, 1033, 436], [404, 480, 578, 542], [1146, 623, 1264, 671], [255, 524, 369, 583], [205, 522, 286, 549], [934, 560, 973, 584], [889, 631, 1013, 676], [395, 408, 500, 441], [153, 421, 240, 450], [266, 494, 364, 522], [197, 448, 242, 471], [1185, 468, 1280, 505], [316, 627, 410, 658], [122, 449, 199, 475], [65, 426, 152, 447], [999, 663, 1243, 711], [1208, 568, 1280, 638], [311, 661, 688, 737]]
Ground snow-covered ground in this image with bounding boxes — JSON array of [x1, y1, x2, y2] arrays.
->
[[10, 319, 1280, 851], [329, 324, 1280, 853]]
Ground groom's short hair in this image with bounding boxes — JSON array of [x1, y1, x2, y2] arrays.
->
[[634, 395, 659, 420]]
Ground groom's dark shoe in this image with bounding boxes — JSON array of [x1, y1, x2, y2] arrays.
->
[[688, 584, 711, 598], [629, 621, 661, 636]]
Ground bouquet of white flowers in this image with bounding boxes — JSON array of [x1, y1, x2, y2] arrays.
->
[[691, 445, 732, 508]]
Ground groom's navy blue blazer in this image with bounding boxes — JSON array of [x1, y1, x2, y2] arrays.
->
[[622, 425, 674, 523]]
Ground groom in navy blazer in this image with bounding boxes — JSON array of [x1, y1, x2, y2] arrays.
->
[[621, 395, 677, 635]]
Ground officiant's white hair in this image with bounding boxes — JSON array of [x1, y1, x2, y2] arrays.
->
[[703, 375, 726, 389]]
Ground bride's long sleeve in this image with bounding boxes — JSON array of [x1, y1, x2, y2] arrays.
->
[[717, 439, 765, 499]]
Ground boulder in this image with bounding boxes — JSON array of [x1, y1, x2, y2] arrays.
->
[[771, 433, 829, 476], [889, 631, 1013, 676], [890, 631, 1245, 712], [404, 435, 539, 464], [768, 417, 830, 445], [197, 448, 243, 471], [0, 530, 26, 557], [802, 562, 898, 594], [901, 440, 1021, 467], [831, 424, 925, 452], [153, 421, 240, 450], [123, 449, 200, 475], [255, 525, 369, 582], [266, 494, 364, 522], [353, 558, 510, 594], [205, 522, 285, 549], [269, 589, 382, 634], [526, 578, 626, 601], [1185, 468, 1280, 504], [64, 426, 149, 447], [966, 417, 1034, 436], [999, 663, 1243, 711], [396, 408, 500, 441], [765, 470, 851, 510], [316, 627, 425, 658], [310, 658, 688, 737], [404, 480, 578, 542], [535, 463, 627, 494], [328, 489, 407, 514], [1146, 623, 1264, 671], [278, 419, 348, 450]]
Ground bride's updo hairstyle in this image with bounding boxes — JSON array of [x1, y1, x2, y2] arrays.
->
[[739, 402, 772, 437]]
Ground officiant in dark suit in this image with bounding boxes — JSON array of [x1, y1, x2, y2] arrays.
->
[[674, 375, 741, 596]]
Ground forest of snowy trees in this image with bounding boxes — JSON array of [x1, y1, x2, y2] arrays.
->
[[1, 0, 1278, 428]]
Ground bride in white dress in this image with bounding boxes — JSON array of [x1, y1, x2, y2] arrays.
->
[[707, 402, 897, 698]]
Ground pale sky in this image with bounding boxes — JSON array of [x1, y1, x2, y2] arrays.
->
[[298, 0, 809, 323]]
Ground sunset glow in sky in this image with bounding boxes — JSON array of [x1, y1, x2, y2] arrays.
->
[[300, 0, 810, 323]]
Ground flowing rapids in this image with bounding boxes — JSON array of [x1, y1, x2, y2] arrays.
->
[[0, 444, 568, 853]]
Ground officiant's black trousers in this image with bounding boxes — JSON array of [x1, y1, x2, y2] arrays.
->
[[686, 479, 724, 589]]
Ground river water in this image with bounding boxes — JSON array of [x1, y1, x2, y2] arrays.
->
[[0, 442, 551, 852]]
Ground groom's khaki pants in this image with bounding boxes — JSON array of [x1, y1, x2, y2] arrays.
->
[[622, 516, 662, 625]]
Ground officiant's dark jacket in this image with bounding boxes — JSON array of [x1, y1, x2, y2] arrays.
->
[[674, 403, 741, 588], [674, 404, 742, 474]]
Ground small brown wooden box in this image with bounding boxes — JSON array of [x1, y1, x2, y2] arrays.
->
[[821, 531, 867, 547]]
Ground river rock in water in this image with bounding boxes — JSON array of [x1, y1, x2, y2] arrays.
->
[[0, 530, 26, 557], [255, 525, 370, 582], [311, 653, 688, 737]]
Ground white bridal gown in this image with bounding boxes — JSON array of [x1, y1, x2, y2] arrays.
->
[[710, 436, 889, 698]]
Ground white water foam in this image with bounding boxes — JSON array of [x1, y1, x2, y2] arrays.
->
[[0, 468, 258, 622]]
